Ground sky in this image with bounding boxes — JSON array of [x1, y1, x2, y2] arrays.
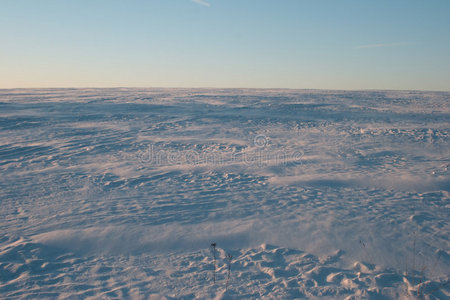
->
[[1, 0, 450, 91]]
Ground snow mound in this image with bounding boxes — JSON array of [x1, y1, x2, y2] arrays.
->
[[1, 240, 448, 299]]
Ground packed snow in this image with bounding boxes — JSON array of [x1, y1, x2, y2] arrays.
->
[[0, 88, 449, 299]]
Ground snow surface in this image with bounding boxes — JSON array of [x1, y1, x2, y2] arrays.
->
[[0, 88, 449, 299]]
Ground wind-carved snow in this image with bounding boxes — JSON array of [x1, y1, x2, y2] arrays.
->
[[0, 88, 449, 299]]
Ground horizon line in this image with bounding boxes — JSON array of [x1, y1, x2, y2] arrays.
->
[[1, 86, 449, 93]]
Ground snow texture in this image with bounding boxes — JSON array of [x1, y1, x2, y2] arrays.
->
[[0, 88, 449, 299]]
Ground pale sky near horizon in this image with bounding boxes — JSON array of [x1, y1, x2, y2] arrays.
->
[[1, 0, 450, 91]]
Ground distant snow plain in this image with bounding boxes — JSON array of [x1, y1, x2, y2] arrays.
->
[[0, 88, 449, 299]]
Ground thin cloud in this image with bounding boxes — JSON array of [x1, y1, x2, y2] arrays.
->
[[356, 42, 414, 49], [192, 0, 210, 7]]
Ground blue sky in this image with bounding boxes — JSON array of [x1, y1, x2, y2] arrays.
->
[[1, 0, 449, 90]]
